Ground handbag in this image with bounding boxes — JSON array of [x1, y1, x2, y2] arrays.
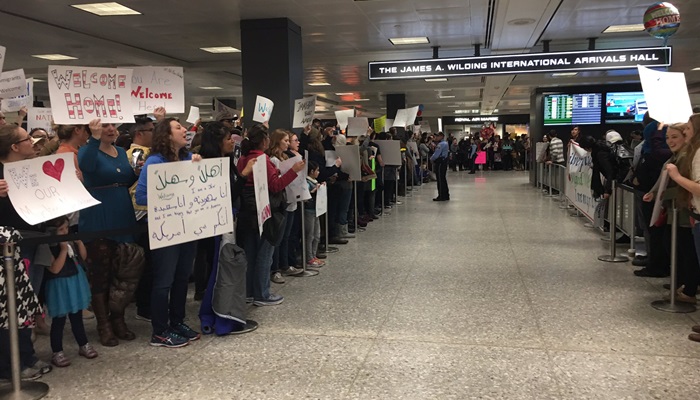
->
[[262, 190, 286, 244]]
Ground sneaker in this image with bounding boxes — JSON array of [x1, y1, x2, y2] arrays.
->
[[78, 343, 98, 359], [150, 330, 190, 348], [135, 313, 151, 322], [307, 258, 325, 268], [31, 360, 52, 375], [51, 351, 71, 368], [395, 200, 403, 205], [253, 294, 284, 307], [222, 320, 259, 336], [171, 322, 201, 341], [271, 271, 286, 284], [246, 297, 254, 304], [82, 309, 95, 320], [316, 253, 327, 260], [20, 367, 42, 381], [282, 266, 304, 276]]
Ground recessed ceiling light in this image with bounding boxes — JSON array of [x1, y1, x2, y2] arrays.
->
[[32, 54, 78, 60], [200, 46, 240, 53], [199, 86, 223, 90], [602, 24, 645, 33], [308, 82, 331, 86], [493, 109, 499, 113], [196, 102, 212, 106], [71, 2, 141, 16], [471, 109, 480, 113], [335, 92, 354, 95], [354, 98, 370, 101], [380, 107, 387, 110], [425, 78, 448, 82], [389, 37, 430, 45], [508, 18, 536, 26], [439, 95, 456, 99], [518, 102, 530, 106], [692, 67, 700, 71], [447, 105, 460, 108], [455, 110, 470, 114], [552, 72, 578, 77]]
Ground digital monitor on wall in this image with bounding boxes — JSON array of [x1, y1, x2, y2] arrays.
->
[[544, 93, 601, 125], [605, 92, 646, 124]]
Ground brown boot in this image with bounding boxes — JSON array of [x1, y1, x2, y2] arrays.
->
[[92, 293, 118, 347], [110, 312, 136, 341]]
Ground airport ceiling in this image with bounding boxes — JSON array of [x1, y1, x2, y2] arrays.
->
[[1, 0, 698, 120]]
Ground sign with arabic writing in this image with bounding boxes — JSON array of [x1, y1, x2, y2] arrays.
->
[[147, 158, 232, 249]]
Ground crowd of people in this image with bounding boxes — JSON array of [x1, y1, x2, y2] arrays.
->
[[0, 107, 437, 380]]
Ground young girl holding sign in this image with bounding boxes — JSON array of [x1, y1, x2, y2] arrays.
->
[[135, 118, 203, 348], [44, 216, 98, 367]]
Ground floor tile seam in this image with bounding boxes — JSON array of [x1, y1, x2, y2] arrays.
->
[[542, 346, 700, 360]]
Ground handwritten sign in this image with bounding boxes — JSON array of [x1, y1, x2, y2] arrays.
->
[[420, 121, 432, 133], [347, 117, 368, 137], [334, 109, 354, 130], [374, 140, 402, 166], [27, 108, 54, 136], [336, 145, 361, 181], [252, 154, 270, 236], [392, 109, 409, 127], [146, 158, 232, 250], [128, 66, 185, 114], [4, 153, 100, 225], [638, 65, 693, 124], [373, 115, 386, 133], [280, 155, 310, 202], [316, 183, 327, 217], [48, 65, 134, 124], [565, 145, 595, 221], [0, 69, 27, 99], [186, 106, 199, 124], [292, 95, 316, 128], [405, 106, 419, 127], [0, 46, 5, 73], [253, 95, 274, 123], [1, 78, 32, 112]]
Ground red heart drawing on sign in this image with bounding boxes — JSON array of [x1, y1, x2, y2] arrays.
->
[[261, 113, 266, 117], [42, 158, 65, 182]]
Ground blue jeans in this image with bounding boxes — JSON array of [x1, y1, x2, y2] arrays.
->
[[150, 242, 197, 335], [243, 231, 275, 301]]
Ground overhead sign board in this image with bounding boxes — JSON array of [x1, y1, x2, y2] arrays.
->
[[369, 47, 671, 80], [442, 115, 530, 125]]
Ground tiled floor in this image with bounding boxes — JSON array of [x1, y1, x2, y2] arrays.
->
[[15, 171, 700, 399]]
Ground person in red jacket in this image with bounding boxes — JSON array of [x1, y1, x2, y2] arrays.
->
[[236, 124, 305, 306]]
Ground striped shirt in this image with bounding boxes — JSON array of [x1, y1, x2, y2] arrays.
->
[[549, 137, 565, 163]]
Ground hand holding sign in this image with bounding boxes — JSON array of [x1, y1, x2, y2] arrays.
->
[[88, 119, 103, 140]]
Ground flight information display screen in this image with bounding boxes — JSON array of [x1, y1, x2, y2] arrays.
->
[[605, 92, 647, 123], [572, 93, 602, 125], [543, 94, 573, 125], [544, 93, 602, 125]]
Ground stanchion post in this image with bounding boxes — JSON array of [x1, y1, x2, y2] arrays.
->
[[652, 201, 696, 312], [628, 190, 636, 257], [296, 203, 318, 277], [353, 182, 362, 233], [0, 242, 50, 400], [546, 164, 556, 197], [598, 181, 629, 263], [323, 212, 338, 254]]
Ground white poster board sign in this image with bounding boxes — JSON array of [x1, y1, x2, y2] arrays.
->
[[292, 95, 316, 128], [129, 66, 185, 114], [316, 183, 327, 217], [4, 153, 100, 225], [280, 154, 311, 202], [324, 150, 337, 167], [638, 65, 693, 124], [420, 120, 432, 133], [252, 154, 270, 236], [27, 108, 54, 136], [405, 106, 419, 127], [253, 95, 274, 123], [0, 69, 27, 99], [347, 117, 369, 137], [146, 158, 233, 249], [384, 119, 394, 132], [536, 142, 549, 162], [564, 145, 595, 221], [0, 46, 5, 73], [650, 169, 669, 227], [334, 109, 354, 130], [186, 106, 199, 124], [374, 140, 402, 165], [48, 65, 134, 124], [1, 78, 33, 112], [336, 145, 361, 181], [392, 109, 408, 127]]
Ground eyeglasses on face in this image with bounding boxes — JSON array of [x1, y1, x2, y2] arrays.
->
[[15, 137, 32, 145]]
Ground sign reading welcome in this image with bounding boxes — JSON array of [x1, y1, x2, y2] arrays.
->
[[369, 47, 671, 80]]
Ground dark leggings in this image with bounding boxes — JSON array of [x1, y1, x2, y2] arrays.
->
[[50, 312, 88, 353]]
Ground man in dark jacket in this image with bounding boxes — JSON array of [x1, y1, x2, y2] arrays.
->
[[579, 136, 616, 200]]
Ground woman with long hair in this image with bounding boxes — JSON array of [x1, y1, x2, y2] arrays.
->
[[266, 129, 304, 284], [237, 124, 304, 306], [135, 118, 203, 348]]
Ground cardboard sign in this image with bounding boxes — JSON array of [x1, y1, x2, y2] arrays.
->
[[214, 99, 239, 121], [0, 69, 27, 99], [1, 78, 32, 112], [4, 153, 100, 225], [186, 106, 199, 124], [347, 117, 369, 137], [253, 95, 274, 123], [334, 109, 354, 130], [27, 108, 54, 136], [292, 95, 316, 128], [48, 65, 134, 124], [316, 183, 327, 217], [146, 158, 233, 250], [420, 121, 432, 133], [374, 140, 402, 166], [392, 109, 409, 127], [129, 66, 185, 114], [565, 145, 595, 221], [638, 65, 693, 124], [252, 154, 270, 236], [335, 145, 361, 181], [280, 154, 311, 202], [373, 115, 386, 133], [0, 46, 5, 73]]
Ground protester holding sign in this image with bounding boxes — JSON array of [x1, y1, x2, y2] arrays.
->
[[134, 118, 203, 348], [78, 120, 142, 347], [236, 124, 304, 307]]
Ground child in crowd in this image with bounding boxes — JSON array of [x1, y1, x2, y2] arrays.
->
[[305, 161, 325, 268], [45, 216, 98, 367]]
